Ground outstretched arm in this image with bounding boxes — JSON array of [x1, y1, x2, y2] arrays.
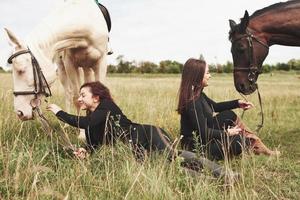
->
[[47, 104, 108, 128], [202, 93, 240, 112]]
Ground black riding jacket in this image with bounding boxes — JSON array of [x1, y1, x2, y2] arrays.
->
[[56, 99, 133, 150], [180, 92, 239, 145]]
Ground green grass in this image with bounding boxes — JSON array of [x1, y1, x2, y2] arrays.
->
[[0, 72, 299, 199]]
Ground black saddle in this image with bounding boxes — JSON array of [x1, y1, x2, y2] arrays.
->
[[97, 3, 111, 32]]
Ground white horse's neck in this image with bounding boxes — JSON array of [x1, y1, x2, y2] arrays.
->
[[23, 0, 107, 86]]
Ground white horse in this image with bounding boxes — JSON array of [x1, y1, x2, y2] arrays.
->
[[5, 0, 109, 121]]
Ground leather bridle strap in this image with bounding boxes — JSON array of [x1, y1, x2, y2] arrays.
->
[[7, 49, 31, 64], [30, 53, 52, 97], [255, 84, 264, 133], [232, 29, 269, 83], [237, 87, 264, 134], [8, 49, 52, 98]]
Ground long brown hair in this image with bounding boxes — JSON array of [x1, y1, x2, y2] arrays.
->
[[177, 58, 207, 114], [80, 81, 113, 101]]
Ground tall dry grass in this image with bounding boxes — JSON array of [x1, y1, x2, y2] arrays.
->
[[0, 72, 299, 199]]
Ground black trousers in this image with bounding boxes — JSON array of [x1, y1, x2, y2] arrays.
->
[[128, 124, 231, 177], [128, 124, 173, 161], [207, 110, 250, 160]]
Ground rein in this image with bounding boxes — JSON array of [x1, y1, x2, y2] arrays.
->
[[238, 84, 264, 133], [255, 84, 264, 132], [33, 107, 76, 151]]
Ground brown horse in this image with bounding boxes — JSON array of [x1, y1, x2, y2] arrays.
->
[[229, 0, 300, 95]]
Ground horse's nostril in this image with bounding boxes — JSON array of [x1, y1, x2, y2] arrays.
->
[[17, 110, 24, 117], [239, 84, 246, 92]]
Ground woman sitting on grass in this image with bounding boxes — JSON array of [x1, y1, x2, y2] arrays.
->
[[47, 81, 238, 179], [177, 58, 278, 160]]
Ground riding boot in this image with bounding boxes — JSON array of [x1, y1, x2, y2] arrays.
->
[[249, 136, 279, 156], [234, 117, 279, 156]]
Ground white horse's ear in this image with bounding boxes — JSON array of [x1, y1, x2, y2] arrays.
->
[[4, 28, 24, 49]]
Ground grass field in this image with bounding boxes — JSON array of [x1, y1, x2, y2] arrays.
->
[[0, 72, 299, 199]]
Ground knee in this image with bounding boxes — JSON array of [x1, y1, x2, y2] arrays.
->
[[229, 135, 249, 155], [221, 110, 237, 120], [218, 110, 237, 127], [207, 136, 249, 160]]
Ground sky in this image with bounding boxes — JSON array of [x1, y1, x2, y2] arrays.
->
[[1, 0, 300, 69]]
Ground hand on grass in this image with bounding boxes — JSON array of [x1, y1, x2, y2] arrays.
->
[[73, 147, 88, 160]]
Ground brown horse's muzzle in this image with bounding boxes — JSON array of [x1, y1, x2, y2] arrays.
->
[[234, 72, 257, 95]]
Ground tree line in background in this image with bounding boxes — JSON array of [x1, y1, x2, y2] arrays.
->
[[0, 66, 5, 73], [1, 55, 300, 74], [107, 55, 300, 74]]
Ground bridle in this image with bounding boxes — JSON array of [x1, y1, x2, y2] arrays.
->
[[230, 29, 269, 132], [231, 29, 269, 84], [7, 48, 52, 107], [7, 49, 75, 149]]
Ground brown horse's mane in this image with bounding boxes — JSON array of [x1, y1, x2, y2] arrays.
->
[[229, 0, 300, 39], [250, 0, 300, 19]]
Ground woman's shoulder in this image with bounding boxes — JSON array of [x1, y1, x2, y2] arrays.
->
[[93, 99, 113, 112], [200, 92, 212, 101], [99, 99, 124, 112], [200, 92, 208, 98], [182, 96, 201, 112]]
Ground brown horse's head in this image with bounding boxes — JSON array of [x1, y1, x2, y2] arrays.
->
[[229, 11, 269, 95]]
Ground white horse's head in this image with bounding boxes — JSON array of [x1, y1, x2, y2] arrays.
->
[[5, 28, 51, 120]]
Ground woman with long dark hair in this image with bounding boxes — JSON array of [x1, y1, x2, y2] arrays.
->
[[47, 81, 238, 179], [177, 58, 278, 160]]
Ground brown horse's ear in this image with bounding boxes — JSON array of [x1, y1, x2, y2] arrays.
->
[[4, 28, 24, 49], [239, 10, 249, 33], [229, 19, 237, 31]]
